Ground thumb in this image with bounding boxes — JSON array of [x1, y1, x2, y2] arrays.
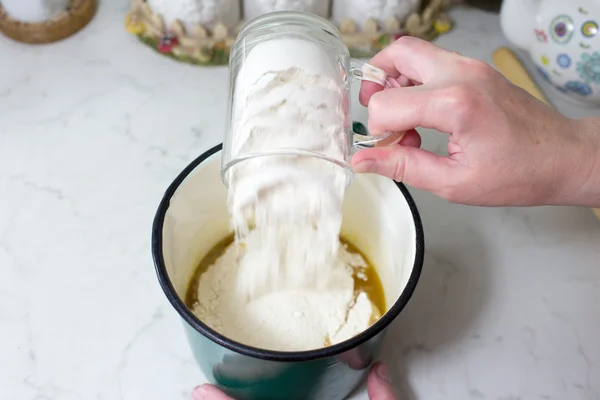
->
[[367, 363, 397, 400], [351, 145, 456, 194]]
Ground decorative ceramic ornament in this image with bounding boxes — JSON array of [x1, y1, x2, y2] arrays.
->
[[146, 0, 241, 31], [0, 0, 69, 22], [332, 0, 420, 28], [0, 0, 96, 43], [501, 0, 600, 106], [125, 0, 454, 66]]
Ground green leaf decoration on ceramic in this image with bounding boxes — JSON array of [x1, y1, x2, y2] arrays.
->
[[378, 34, 390, 47], [577, 52, 600, 84]]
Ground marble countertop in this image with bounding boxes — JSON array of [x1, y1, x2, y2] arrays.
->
[[1, 3, 599, 400]]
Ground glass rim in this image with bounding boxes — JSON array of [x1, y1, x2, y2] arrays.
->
[[231, 11, 344, 59], [237, 11, 342, 41]]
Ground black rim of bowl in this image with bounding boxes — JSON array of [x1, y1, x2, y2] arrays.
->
[[151, 143, 425, 362]]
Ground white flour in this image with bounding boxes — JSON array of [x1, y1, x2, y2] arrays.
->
[[199, 37, 376, 351], [227, 38, 351, 299], [193, 237, 374, 351]]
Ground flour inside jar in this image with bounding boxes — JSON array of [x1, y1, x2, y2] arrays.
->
[[227, 37, 352, 299]]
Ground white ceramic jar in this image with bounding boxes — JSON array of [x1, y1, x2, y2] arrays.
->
[[1, 0, 69, 23], [242, 0, 330, 23], [146, 0, 241, 31], [501, 0, 600, 107], [331, 0, 420, 28]]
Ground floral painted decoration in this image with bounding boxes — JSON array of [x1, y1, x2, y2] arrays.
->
[[577, 52, 600, 84], [581, 20, 598, 38], [563, 80, 593, 96], [158, 33, 179, 53], [433, 14, 452, 34], [534, 28, 548, 43], [549, 14, 574, 44], [557, 53, 571, 69], [125, 12, 145, 34]]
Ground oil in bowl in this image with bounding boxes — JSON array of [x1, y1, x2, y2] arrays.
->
[[185, 234, 386, 351]]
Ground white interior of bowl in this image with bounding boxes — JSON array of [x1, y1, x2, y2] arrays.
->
[[161, 151, 416, 313]]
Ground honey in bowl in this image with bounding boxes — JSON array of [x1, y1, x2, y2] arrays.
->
[[185, 234, 386, 351]]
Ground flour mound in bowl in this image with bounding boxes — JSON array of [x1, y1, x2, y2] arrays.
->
[[193, 232, 375, 351]]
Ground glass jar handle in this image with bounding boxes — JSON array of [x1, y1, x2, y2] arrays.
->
[[349, 59, 405, 150]]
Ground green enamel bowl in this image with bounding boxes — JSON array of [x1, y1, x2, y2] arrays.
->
[[152, 144, 424, 400]]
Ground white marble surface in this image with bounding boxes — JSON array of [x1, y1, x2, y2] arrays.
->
[[0, 2, 599, 400]]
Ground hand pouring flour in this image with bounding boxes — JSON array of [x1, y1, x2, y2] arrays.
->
[[191, 37, 381, 351]]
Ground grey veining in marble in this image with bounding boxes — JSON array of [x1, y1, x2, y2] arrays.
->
[[0, 3, 598, 400]]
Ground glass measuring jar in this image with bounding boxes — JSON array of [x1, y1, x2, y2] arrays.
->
[[221, 11, 402, 187]]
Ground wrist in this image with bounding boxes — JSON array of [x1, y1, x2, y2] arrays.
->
[[552, 117, 600, 207]]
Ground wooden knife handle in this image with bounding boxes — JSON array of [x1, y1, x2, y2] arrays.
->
[[492, 47, 600, 220]]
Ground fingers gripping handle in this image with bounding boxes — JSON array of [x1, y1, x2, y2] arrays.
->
[[349, 59, 405, 150]]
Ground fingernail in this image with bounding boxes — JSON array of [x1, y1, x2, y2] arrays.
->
[[191, 386, 206, 400], [353, 160, 378, 174], [376, 363, 390, 382]]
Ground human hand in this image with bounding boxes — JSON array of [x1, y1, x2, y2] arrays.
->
[[191, 362, 397, 400], [353, 36, 600, 207]]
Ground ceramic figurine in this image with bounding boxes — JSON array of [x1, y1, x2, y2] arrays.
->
[[0, 0, 69, 22], [332, 0, 421, 28], [146, 0, 241, 31], [404, 0, 449, 38], [125, 0, 454, 66], [0, 0, 96, 44], [243, 0, 330, 22], [501, 0, 600, 107]]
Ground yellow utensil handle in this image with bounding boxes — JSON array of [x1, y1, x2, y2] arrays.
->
[[492, 47, 600, 220], [492, 47, 549, 104]]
